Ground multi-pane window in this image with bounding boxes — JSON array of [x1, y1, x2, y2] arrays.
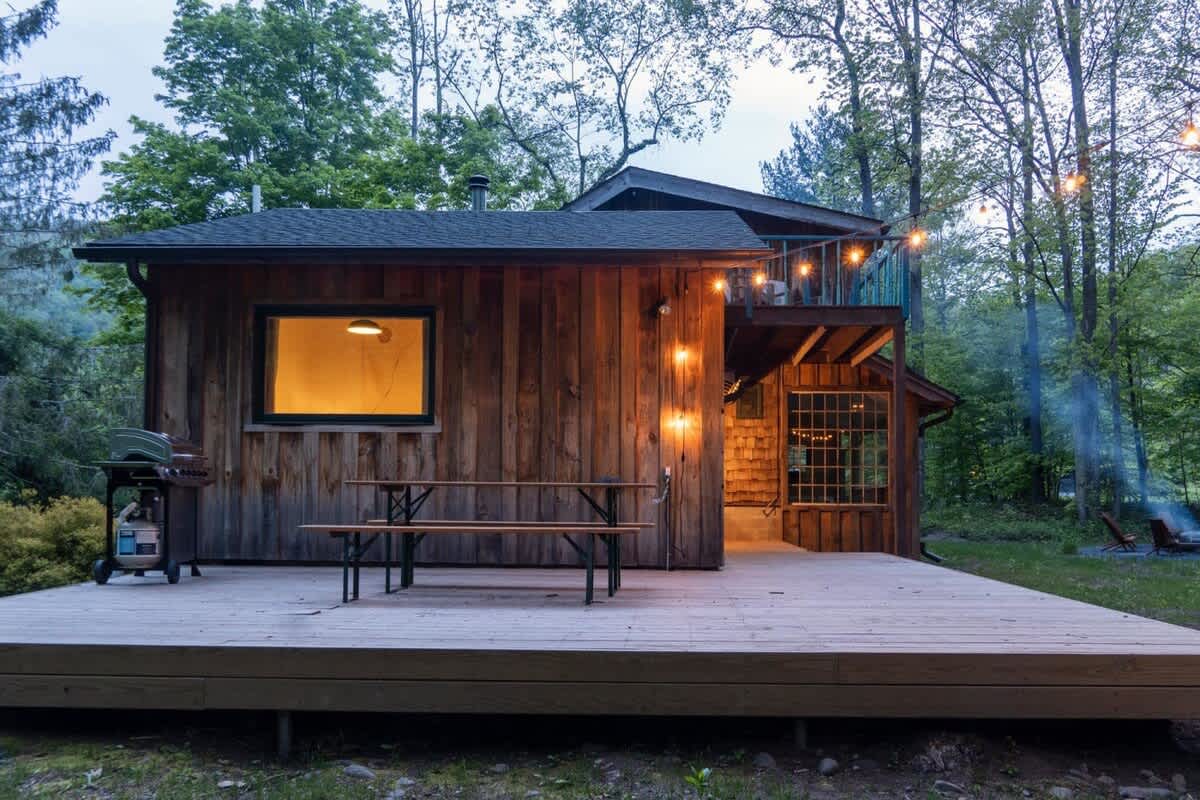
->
[[787, 392, 888, 505]]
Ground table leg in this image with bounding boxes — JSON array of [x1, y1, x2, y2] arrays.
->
[[341, 534, 350, 604], [352, 532, 361, 600], [404, 532, 415, 587], [616, 537, 622, 591], [384, 532, 392, 594], [585, 533, 595, 605], [607, 535, 615, 598]]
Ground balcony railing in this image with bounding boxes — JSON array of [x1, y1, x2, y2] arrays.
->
[[725, 236, 911, 317]]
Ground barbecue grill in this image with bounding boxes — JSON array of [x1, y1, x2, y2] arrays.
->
[[94, 428, 211, 585]]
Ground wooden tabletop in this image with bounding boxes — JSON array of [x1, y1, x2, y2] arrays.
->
[[345, 479, 658, 489]]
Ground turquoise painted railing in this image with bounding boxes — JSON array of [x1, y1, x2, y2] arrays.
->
[[725, 236, 910, 318]]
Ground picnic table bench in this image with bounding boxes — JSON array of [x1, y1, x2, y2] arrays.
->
[[300, 479, 658, 605]]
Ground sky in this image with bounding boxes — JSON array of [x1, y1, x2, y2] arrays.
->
[[20, 0, 822, 203]]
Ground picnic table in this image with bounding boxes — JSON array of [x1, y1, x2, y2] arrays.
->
[[301, 479, 658, 605]]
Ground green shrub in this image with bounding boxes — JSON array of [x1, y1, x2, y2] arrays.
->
[[922, 502, 1084, 542], [0, 495, 105, 596]]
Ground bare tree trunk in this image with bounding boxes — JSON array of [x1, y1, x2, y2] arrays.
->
[[1106, 36, 1125, 517], [1052, 0, 1101, 523], [1127, 357, 1150, 505], [906, 0, 924, 367], [832, 0, 875, 218], [1020, 48, 1045, 504]]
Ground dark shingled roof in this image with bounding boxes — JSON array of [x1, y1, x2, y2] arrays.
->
[[74, 208, 770, 262], [564, 166, 883, 233]]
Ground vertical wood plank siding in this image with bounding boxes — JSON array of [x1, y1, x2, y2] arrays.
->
[[770, 361, 920, 556], [149, 262, 725, 568]]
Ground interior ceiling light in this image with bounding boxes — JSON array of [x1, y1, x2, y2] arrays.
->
[[347, 319, 383, 335]]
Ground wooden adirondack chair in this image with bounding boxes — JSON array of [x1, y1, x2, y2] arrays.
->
[[1149, 517, 1200, 554], [1099, 512, 1137, 552]]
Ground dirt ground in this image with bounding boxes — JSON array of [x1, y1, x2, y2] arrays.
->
[[1, 712, 1198, 799]]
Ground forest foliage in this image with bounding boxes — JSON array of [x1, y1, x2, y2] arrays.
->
[[0, 0, 1198, 531]]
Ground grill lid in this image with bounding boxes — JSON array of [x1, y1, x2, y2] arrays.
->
[[109, 428, 202, 463]]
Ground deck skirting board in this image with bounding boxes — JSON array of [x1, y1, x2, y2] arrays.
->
[[3, 647, 1200, 688], [0, 675, 1198, 719]]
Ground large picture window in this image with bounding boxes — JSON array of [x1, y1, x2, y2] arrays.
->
[[253, 306, 436, 425], [787, 392, 888, 505]]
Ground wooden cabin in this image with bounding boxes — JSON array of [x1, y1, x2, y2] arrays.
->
[[76, 170, 956, 569], [567, 169, 958, 556]]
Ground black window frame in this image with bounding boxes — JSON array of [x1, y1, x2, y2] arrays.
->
[[786, 390, 889, 506], [252, 304, 437, 426]]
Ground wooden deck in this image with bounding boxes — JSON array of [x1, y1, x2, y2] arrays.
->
[[2, 543, 1199, 719]]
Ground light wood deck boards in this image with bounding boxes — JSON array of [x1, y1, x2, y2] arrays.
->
[[1, 545, 1199, 718]]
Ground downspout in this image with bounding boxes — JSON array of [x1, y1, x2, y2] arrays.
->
[[126, 261, 156, 431], [916, 406, 955, 562], [919, 407, 954, 434]]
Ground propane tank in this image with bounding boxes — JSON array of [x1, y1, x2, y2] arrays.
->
[[114, 500, 162, 569]]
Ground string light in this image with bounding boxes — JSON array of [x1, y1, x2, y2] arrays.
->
[[702, 100, 1196, 277], [907, 229, 927, 248], [674, 346, 689, 364], [752, 271, 767, 287], [1183, 119, 1200, 149], [1061, 172, 1086, 194], [847, 247, 864, 265], [797, 261, 813, 277], [973, 203, 991, 223], [712, 277, 728, 293], [670, 412, 689, 431]]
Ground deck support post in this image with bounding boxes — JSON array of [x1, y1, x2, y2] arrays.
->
[[892, 321, 909, 557], [792, 719, 808, 750], [275, 710, 292, 761]]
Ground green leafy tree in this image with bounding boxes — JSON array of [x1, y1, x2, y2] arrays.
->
[[0, 0, 113, 299], [460, 0, 745, 195]]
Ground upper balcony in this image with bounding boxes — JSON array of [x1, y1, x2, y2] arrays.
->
[[724, 235, 911, 318]]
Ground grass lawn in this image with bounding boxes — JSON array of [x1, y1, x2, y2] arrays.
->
[[932, 539, 1200, 629]]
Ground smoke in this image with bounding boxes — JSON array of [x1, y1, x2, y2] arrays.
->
[[1147, 501, 1200, 532]]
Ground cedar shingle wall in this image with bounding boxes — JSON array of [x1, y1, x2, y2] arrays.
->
[[723, 370, 779, 505]]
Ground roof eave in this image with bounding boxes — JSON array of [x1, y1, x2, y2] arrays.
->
[[72, 244, 771, 266]]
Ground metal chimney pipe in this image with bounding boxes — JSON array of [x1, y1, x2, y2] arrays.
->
[[251, 184, 262, 213], [467, 174, 490, 211]]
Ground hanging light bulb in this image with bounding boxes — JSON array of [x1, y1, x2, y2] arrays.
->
[[847, 246, 864, 266], [974, 202, 991, 224], [797, 261, 813, 277], [674, 346, 689, 364], [908, 229, 927, 248], [752, 271, 767, 287], [1061, 172, 1086, 194], [713, 277, 728, 293], [1182, 119, 1200, 149]]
